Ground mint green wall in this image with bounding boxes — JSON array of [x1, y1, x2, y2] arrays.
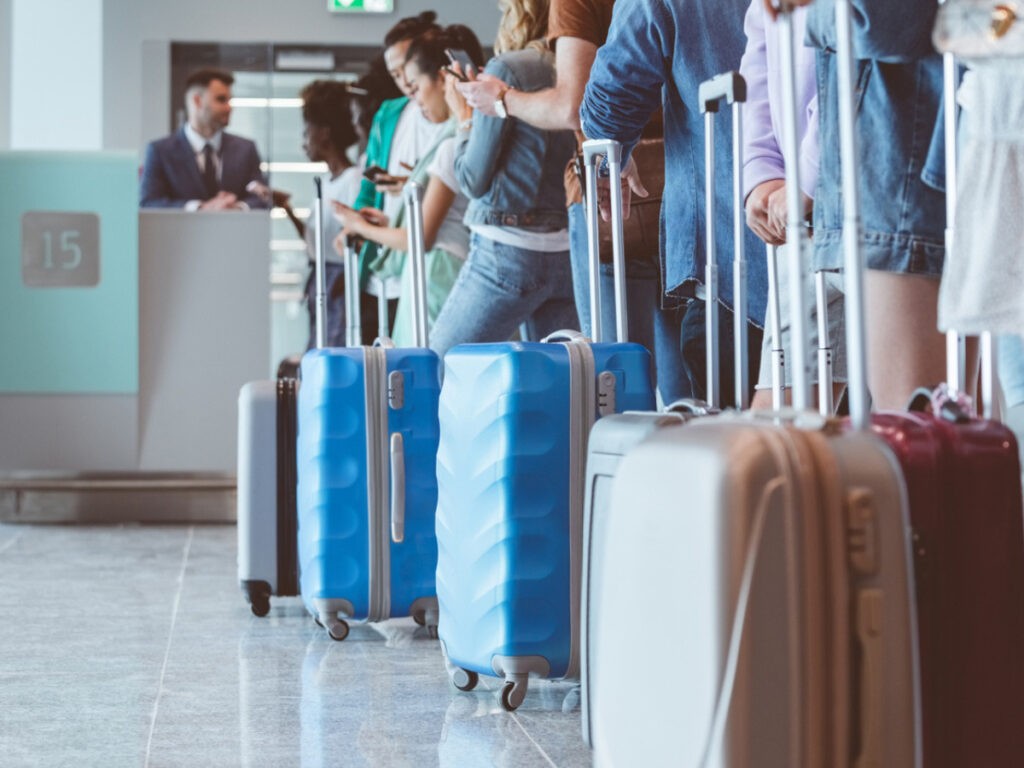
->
[[0, 152, 138, 393]]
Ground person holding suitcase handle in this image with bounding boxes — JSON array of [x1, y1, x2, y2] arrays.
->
[[765, 0, 953, 410], [579, 0, 767, 409]]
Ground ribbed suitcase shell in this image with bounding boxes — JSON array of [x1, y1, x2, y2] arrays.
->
[[870, 412, 1024, 767], [436, 340, 654, 693], [588, 415, 920, 768], [297, 346, 440, 628]]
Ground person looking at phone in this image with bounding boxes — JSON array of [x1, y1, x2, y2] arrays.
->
[[346, 12, 449, 335], [140, 68, 268, 210], [284, 80, 364, 349], [333, 25, 484, 347], [425, 0, 580, 357], [451, 0, 689, 402]]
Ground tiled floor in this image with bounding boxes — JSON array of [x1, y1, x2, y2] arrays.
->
[[0, 524, 590, 768]]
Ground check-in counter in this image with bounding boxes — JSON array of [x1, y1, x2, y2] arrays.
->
[[0, 152, 271, 514]]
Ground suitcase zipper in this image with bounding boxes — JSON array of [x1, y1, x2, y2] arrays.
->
[[564, 340, 597, 679], [364, 346, 392, 623]]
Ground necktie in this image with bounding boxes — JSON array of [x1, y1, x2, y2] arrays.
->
[[201, 143, 219, 198]]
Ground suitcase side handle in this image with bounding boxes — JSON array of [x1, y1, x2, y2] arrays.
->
[[390, 432, 405, 544], [581, 138, 629, 344]]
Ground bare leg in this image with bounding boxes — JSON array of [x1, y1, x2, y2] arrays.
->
[[863, 270, 947, 411]]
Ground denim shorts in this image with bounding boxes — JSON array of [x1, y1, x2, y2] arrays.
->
[[812, 50, 946, 277]]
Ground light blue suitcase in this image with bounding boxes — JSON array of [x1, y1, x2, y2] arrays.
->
[[435, 140, 656, 710], [297, 181, 440, 640]]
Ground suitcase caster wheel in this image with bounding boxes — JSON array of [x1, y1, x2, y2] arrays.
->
[[452, 669, 478, 692], [412, 611, 426, 626], [245, 584, 271, 618], [250, 594, 270, 618], [327, 620, 350, 642], [500, 680, 526, 711]]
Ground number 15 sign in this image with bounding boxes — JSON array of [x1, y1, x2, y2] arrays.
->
[[21, 211, 100, 287]]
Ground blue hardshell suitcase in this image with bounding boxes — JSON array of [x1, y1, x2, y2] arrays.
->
[[437, 338, 654, 708], [297, 182, 440, 640], [436, 140, 655, 710]]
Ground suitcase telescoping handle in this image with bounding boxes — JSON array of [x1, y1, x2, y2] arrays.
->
[[777, 10, 814, 413], [343, 234, 362, 348], [581, 138, 629, 344], [833, 0, 871, 431], [698, 71, 749, 410], [766, 244, 786, 410], [402, 181, 430, 349], [313, 177, 329, 350]]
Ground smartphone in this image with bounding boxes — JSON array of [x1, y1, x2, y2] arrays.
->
[[444, 48, 478, 79], [442, 65, 468, 83], [362, 164, 387, 182]]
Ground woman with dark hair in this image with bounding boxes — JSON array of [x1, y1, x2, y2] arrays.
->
[[345, 12, 450, 338], [334, 25, 485, 345], [290, 79, 365, 348]]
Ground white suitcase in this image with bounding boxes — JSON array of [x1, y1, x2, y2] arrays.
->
[[237, 376, 299, 616]]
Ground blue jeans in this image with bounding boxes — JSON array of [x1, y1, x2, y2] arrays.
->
[[428, 233, 579, 359], [812, 50, 945, 277], [680, 299, 764, 409], [568, 202, 691, 402]]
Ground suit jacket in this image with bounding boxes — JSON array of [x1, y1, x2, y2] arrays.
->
[[139, 127, 268, 209]]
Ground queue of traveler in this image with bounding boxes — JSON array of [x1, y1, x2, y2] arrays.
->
[[141, 0, 1024, 418]]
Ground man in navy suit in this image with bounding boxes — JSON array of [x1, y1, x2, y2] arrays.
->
[[140, 68, 269, 210]]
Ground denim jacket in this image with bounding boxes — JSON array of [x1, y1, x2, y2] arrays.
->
[[806, 0, 939, 63], [579, 0, 766, 325], [806, 1, 946, 276], [454, 49, 577, 231]]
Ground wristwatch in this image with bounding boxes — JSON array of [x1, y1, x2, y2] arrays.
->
[[494, 87, 512, 119]]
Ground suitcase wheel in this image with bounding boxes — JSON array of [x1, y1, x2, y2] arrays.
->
[[500, 677, 528, 712], [452, 668, 478, 692], [326, 619, 350, 642], [245, 584, 271, 618]]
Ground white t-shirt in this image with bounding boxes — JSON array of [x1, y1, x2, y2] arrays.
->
[[384, 102, 449, 222], [306, 165, 363, 264], [470, 224, 570, 253], [426, 138, 470, 260]]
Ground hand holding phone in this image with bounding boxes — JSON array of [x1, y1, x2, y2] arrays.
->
[[443, 65, 468, 83], [445, 48, 478, 80], [362, 164, 388, 182]]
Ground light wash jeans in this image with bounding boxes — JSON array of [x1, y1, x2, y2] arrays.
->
[[567, 202, 691, 402], [428, 233, 579, 360]]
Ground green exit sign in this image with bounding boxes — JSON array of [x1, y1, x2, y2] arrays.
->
[[329, 0, 393, 12]]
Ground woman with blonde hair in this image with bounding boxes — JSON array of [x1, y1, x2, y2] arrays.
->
[[427, 0, 579, 357]]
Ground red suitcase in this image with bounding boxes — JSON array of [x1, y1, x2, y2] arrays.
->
[[824, 12, 1024, 764], [870, 405, 1024, 767]]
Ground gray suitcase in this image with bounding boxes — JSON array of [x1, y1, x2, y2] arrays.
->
[[583, 7, 922, 765]]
